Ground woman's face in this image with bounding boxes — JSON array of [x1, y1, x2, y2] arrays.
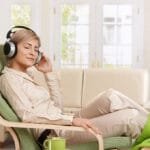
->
[[12, 38, 40, 71]]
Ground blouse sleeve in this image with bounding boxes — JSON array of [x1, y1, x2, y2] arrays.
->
[[44, 72, 63, 108]]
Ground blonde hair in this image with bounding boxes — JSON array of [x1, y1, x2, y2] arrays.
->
[[10, 29, 41, 47]]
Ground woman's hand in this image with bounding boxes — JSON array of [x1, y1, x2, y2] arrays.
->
[[35, 54, 52, 73], [72, 117, 100, 134]]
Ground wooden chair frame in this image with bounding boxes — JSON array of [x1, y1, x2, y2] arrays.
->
[[0, 116, 103, 150]]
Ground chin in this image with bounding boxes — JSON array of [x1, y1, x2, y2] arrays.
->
[[26, 63, 34, 68], [26, 61, 35, 66]]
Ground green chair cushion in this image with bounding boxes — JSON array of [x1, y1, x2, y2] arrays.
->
[[104, 136, 132, 149], [68, 141, 98, 150], [0, 94, 41, 150]]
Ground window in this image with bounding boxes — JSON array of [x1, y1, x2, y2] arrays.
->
[[61, 4, 89, 68], [11, 4, 31, 26], [52, 0, 143, 68], [102, 5, 132, 68]]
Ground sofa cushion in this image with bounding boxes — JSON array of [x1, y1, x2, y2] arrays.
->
[[30, 68, 83, 113], [59, 68, 83, 112], [82, 68, 149, 107], [68, 136, 132, 150], [0, 94, 41, 150]]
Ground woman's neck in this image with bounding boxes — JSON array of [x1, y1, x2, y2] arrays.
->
[[7, 61, 27, 73]]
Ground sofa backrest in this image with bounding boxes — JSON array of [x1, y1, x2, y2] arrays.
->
[[32, 68, 149, 113], [59, 68, 83, 113], [82, 68, 149, 107], [60, 68, 149, 113]]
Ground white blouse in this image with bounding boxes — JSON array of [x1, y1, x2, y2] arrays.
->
[[0, 67, 73, 126]]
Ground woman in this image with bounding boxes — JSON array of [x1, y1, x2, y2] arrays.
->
[[0, 26, 149, 147]]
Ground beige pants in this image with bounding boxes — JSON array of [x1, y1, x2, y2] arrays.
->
[[61, 89, 148, 144]]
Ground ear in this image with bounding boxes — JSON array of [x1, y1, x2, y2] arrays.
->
[[35, 51, 43, 64]]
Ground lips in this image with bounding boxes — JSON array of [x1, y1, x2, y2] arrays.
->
[[27, 58, 35, 62]]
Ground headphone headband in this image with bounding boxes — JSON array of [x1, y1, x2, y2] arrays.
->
[[6, 25, 34, 39]]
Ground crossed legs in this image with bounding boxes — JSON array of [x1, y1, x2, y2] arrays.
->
[[62, 89, 148, 144]]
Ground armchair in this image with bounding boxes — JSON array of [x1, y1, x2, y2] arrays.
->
[[0, 44, 103, 150], [0, 94, 103, 150]]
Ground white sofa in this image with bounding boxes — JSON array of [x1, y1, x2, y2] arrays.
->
[[33, 68, 149, 113]]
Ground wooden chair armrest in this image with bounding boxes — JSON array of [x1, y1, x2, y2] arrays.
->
[[0, 116, 103, 150], [5, 127, 20, 150]]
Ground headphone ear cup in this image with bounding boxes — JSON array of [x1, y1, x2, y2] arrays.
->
[[35, 51, 42, 64], [3, 41, 17, 58]]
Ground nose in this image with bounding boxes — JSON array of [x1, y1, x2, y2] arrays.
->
[[30, 48, 37, 56]]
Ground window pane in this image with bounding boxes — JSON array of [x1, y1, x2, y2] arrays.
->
[[103, 5, 117, 24], [103, 45, 132, 67], [118, 25, 132, 44], [118, 46, 132, 65], [11, 4, 31, 26], [76, 5, 89, 24], [62, 5, 76, 25], [62, 25, 75, 44], [118, 5, 132, 24], [61, 4, 89, 68], [76, 25, 89, 44], [76, 44, 89, 65], [61, 44, 88, 68], [103, 25, 116, 44], [102, 4, 132, 68], [62, 5, 89, 25], [103, 45, 117, 65]]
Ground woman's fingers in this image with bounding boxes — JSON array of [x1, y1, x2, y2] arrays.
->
[[82, 123, 89, 131], [82, 120, 101, 134], [86, 122, 100, 134], [72, 117, 102, 135]]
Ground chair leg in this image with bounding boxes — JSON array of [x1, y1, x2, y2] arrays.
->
[[5, 127, 20, 150]]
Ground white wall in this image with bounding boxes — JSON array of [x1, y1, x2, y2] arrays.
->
[[143, 0, 150, 70], [40, 0, 51, 56], [143, 0, 150, 102], [0, 1, 12, 43], [40, 0, 58, 62]]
